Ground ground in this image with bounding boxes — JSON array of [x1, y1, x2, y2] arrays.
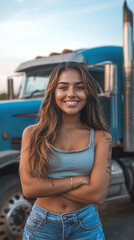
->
[[98, 197, 134, 240]]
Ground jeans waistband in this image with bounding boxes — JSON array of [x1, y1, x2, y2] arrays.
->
[[32, 202, 96, 221]]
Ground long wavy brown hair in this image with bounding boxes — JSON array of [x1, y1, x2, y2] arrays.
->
[[26, 61, 109, 178]]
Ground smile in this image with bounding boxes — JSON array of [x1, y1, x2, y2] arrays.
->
[[63, 101, 79, 106], [64, 101, 79, 103], [65, 101, 78, 103]]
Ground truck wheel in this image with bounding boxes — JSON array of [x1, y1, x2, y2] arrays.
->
[[0, 175, 32, 240]]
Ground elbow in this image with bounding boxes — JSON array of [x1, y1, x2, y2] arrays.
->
[[96, 197, 105, 205], [94, 192, 106, 205], [22, 186, 31, 199], [86, 191, 106, 205], [23, 189, 36, 199], [21, 184, 36, 199]]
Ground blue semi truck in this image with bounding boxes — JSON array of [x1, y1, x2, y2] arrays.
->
[[0, 1, 134, 239]]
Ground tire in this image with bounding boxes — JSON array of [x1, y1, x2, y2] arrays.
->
[[0, 175, 33, 240], [130, 180, 134, 203], [130, 192, 134, 203]]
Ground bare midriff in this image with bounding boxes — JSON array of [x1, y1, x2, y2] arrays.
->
[[36, 196, 88, 213]]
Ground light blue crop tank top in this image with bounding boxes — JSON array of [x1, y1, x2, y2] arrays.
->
[[47, 128, 95, 178]]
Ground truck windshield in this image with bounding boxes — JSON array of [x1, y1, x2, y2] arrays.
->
[[22, 75, 49, 98], [19, 66, 56, 98], [20, 72, 50, 99]]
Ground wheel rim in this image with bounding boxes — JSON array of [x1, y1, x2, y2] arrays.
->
[[0, 191, 32, 239]]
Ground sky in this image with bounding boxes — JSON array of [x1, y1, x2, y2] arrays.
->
[[0, 0, 134, 93]]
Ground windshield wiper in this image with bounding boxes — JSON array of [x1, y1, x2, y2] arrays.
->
[[24, 90, 45, 99]]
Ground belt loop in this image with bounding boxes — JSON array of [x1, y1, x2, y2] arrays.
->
[[73, 213, 78, 227], [43, 210, 48, 223], [61, 215, 65, 240]]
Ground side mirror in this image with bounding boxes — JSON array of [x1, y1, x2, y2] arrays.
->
[[7, 78, 14, 99], [104, 63, 117, 97]]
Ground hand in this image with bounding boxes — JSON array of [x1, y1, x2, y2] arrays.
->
[[81, 176, 90, 185], [71, 176, 89, 189]]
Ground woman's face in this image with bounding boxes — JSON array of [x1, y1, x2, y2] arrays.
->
[[55, 69, 87, 116]]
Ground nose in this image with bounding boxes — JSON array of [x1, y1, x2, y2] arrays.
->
[[67, 87, 76, 97]]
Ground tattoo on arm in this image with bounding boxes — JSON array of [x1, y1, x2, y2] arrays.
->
[[107, 157, 112, 190], [102, 131, 112, 153], [107, 165, 111, 176], [51, 179, 55, 188], [106, 157, 112, 176], [102, 132, 112, 188]]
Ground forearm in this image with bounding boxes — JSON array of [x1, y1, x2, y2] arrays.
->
[[62, 184, 108, 205], [21, 175, 85, 199]]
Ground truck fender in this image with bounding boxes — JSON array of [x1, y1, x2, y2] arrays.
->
[[0, 150, 20, 169]]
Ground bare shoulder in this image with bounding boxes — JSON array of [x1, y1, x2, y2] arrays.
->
[[21, 124, 38, 158], [94, 130, 112, 146], [22, 125, 36, 144], [22, 124, 37, 140]]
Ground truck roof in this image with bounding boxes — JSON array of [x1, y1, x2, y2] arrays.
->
[[15, 50, 87, 72], [15, 46, 123, 73]]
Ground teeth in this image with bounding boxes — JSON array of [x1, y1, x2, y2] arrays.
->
[[65, 101, 78, 104]]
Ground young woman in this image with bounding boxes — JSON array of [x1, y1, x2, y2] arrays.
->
[[20, 61, 112, 240]]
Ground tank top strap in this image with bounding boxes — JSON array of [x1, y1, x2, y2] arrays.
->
[[90, 128, 95, 146]]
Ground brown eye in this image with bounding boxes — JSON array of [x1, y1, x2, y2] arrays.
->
[[59, 86, 67, 90], [76, 86, 85, 90]]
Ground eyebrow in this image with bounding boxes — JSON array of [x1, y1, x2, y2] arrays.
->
[[57, 82, 84, 85]]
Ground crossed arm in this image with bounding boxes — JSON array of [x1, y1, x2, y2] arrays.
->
[[19, 126, 89, 199], [20, 127, 112, 205], [62, 131, 112, 204]]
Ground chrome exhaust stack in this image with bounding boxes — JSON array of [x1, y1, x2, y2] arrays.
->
[[123, 1, 134, 152]]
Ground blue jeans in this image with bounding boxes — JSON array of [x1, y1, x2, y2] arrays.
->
[[23, 202, 105, 240]]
